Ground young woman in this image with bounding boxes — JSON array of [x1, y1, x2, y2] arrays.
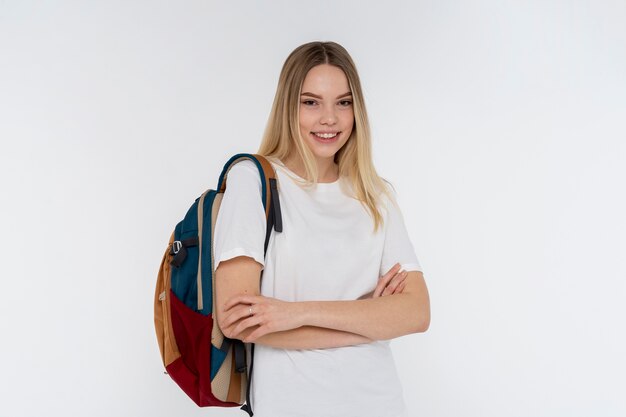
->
[[213, 41, 430, 417]]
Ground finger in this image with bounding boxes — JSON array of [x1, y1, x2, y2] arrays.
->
[[374, 264, 403, 298], [388, 278, 408, 296], [390, 272, 409, 294], [384, 263, 402, 277], [388, 271, 409, 295], [394, 280, 407, 294], [383, 271, 408, 296], [374, 270, 399, 298], [231, 314, 264, 337], [224, 294, 258, 311], [372, 281, 386, 298], [222, 304, 255, 329], [223, 295, 252, 311], [381, 269, 406, 296]]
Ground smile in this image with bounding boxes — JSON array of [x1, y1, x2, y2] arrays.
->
[[311, 132, 340, 143], [313, 132, 339, 139]]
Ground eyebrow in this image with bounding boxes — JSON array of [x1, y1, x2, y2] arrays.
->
[[301, 92, 353, 99]]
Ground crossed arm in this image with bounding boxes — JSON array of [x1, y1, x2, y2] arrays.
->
[[215, 256, 431, 350]]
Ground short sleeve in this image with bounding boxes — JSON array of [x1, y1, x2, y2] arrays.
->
[[379, 186, 423, 276], [213, 159, 267, 270]]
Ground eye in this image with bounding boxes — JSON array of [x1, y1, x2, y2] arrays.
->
[[339, 100, 353, 106], [302, 100, 317, 106]]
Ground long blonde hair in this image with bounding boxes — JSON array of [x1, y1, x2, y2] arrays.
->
[[257, 41, 396, 233]]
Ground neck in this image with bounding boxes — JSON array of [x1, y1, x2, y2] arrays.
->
[[284, 155, 338, 183]]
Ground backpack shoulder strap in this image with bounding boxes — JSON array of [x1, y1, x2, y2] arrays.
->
[[216, 153, 282, 235]]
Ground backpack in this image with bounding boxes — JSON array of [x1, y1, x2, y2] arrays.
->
[[154, 153, 283, 415]]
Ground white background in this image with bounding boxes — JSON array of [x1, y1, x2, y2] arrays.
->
[[1, 1, 625, 416]]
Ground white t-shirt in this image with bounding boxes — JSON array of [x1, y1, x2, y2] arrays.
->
[[213, 157, 422, 417]]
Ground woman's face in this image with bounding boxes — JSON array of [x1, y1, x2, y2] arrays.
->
[[298, 64, 354, 167]]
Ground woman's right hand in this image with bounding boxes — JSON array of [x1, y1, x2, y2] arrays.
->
[[358, 263, 409, 299]]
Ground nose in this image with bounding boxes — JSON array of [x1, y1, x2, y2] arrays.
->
[[320, 103, 337, 125]]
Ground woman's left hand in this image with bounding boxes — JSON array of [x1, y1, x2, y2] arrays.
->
[[357, 263, 408, 300], [221, 294, 304, 342]]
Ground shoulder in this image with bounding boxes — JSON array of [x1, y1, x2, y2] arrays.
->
[[378, 179, 400, 214], [226, 159, 262, 185], [228, 158, 259, 176], [223, 159, 263, 196]]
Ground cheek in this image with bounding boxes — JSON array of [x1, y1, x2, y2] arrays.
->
[[299, 112, 315, 133], [343, 113, 355, 132]]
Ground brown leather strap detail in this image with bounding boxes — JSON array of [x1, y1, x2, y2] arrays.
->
[[154, 231, 181, 366], [226, 352, 243, 403], [218, 154, 276, 220]]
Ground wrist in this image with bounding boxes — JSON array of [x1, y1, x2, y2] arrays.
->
[[296, 300, 315, 328]]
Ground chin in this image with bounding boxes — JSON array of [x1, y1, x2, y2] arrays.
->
[[309, 144, 344, 160]]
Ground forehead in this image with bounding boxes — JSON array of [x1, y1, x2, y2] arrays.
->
[[301, 64, 351, 93]]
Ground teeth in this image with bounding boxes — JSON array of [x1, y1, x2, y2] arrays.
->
[[314, 132, 338, 139]]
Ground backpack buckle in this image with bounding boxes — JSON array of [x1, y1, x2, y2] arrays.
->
[[171, 240, 182, 255]]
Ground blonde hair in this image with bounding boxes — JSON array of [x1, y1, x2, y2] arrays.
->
[[257, 41, 396, 233]]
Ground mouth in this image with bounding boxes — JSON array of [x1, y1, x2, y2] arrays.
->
[[311, 131, 340, 143]]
